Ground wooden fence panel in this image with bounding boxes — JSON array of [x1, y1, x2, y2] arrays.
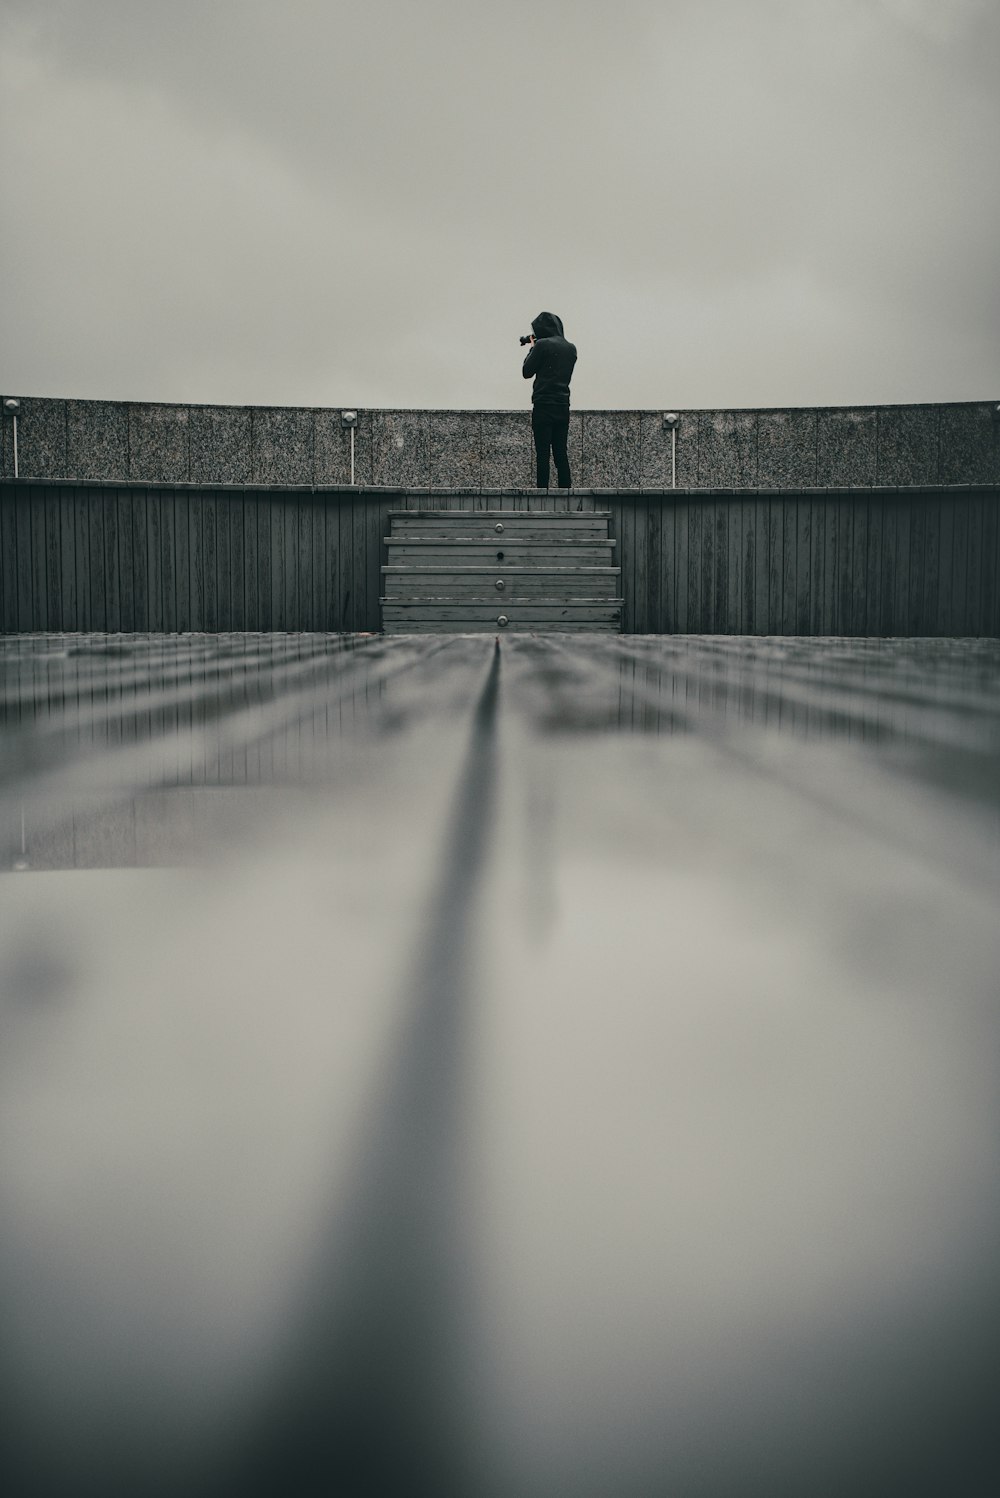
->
[[1, 482, 996, 636]]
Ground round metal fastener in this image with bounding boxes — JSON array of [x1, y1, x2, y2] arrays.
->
[[494, 522, 504, 533], [497, 614, 509, 626], [495, 579, 505, 591]]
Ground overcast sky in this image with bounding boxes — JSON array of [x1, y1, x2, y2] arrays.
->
[[1, 0, 997, 411]]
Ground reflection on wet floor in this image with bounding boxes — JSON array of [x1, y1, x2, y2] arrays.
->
[[1, 632, 999, 1497]]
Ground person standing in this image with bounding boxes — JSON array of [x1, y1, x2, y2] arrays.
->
[[522, 311, 577, 488]]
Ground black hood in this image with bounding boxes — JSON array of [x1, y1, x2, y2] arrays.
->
[[531, 311, 564, 339]]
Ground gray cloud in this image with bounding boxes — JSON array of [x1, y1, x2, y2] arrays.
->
[[1, 0, 997, 409]]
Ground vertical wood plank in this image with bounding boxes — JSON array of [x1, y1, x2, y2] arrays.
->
[[190, 492, 205, 631], [89, 488, 107, 631], [296, 498, 310, 630], [336, 497, 350, 631], [765, 496, 782, 635], [836, 496, 853, 636], [687, 499, 702, 633], [268, 499, 282, 630], [283, 495, 298, 630], [45, 487, 63, 630], [255, 495, 271, 630], [176, 489, 191, 631], [795, 497, 811, 635], [352, 496, 367, 633], [713, 499, 728, 634], [894, 497, 911, 637], [367, 494, 383, 632], [921, 495, 940, 636], [312, 495, 325, 631], [74, 485, 92, 630], [13, 487, 32, 629], [229, 492, 244, 630], [632, 498, 648, 634], [161, 489, 177, 632], [326, 497, 340, 631], [907, 496, 926, 635], [742, 500, 756, 634], [756, 499, 770, 637], [864, 496, 882, 635], [781, 498, 796, 634], [245, 492, 260, 631], [146, 490, 163, 632], [1, 488, 19, 632], [132, 488, 148, 631], [30, 490, 48, 630], [104, 487, 122, 631], [966, 493, 985, 636], [203, 492, 219, 632], [117, 488, 135, 631], [53, 485, 75, 630], [656, 497, 671, 634], [216, 493, 231, 631], [700, 498, 716, 633], [979, 493, 997, 638], [673, 499, 688, 634], [814, 497, 831, 634], [936, 496, 955, 636], [950, 496, 969, 636]]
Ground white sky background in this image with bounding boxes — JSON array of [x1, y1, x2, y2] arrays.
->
[[0, 0, 997, 410]]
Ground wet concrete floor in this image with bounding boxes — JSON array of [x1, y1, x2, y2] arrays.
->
[[1, 632, 999, 1497]]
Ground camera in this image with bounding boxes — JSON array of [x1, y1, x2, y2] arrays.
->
[[519, 334, 533, 346]]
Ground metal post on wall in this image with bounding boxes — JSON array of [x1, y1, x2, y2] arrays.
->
[[662, 411, 679, 488], [3, 397, 20, 478], [341, 409, 359, 485]]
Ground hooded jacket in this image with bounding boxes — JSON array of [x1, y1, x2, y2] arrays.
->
[[522, 312, 577, 410]]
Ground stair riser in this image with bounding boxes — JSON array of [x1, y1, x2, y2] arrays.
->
[[384, 620, 621, 633], [389, 523, 611, 540], [383, 585, 622, 602], [387, 544, 615, 564], [383, 604, 622, 623]]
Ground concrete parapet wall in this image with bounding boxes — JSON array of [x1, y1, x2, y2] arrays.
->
[[2, 399, 998, 490]]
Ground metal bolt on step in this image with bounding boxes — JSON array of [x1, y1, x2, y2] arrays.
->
[[497, 614, 509, 626], [495, 579, 505, 590], [494, 522, 504, 533]]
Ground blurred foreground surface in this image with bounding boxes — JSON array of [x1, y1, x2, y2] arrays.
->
[[1, 632, 999, 1498]]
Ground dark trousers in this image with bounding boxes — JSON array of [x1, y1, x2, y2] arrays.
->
[[532, 406, 571, 488]]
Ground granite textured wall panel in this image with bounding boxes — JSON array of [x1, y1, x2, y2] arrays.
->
[[638, 412, 690, 487], [581, 412, 640, 488], [876, 406, 940, 486], [67, 401, 128, 481], [757, 410, 817, 488], [817, 408, 877, 487], [939, 404, 1000, 485], [481, 412, 532, 489], [7, 398, 67, 479], [129, 405, 189, 483], [371, 410, 430, 487], [638, 412, 670, 487], [5, 398, 997, 491], [697, 411, 758, 487], [429, 412, 481, 488], [252, 407, 315, 485], [190, 406, 252, 484], [315, 409, 372, 485]]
